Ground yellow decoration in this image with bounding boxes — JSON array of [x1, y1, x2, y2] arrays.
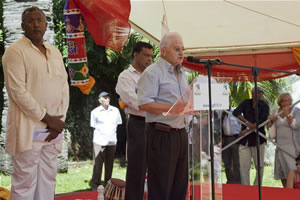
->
[[80, 64, 89, 78], [0, 186, 10, 200], [77, 76, 95, 95], [118, 99, 127, 109], [291, 47, 300, 67]]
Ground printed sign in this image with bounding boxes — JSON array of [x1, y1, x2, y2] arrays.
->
[[193, 82, 229, 110]]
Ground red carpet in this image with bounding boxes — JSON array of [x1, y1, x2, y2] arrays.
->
[[55, 191, 97, 200], [222, 184, 300, 200], [54, 184, 300, 200]]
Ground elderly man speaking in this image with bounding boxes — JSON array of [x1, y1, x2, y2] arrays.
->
[[138, 32, 189, 200]]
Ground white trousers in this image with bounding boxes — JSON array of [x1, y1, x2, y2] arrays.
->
[[10, 142, 59, 200], [239, 143, 265, 185]]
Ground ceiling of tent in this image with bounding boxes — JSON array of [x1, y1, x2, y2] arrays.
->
[[130, 0, 300, 55], [129, 0, 300, 81]]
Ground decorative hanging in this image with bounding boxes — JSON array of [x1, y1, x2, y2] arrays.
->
[[64, 0, 95, 94], [63, 0, 131, 94]]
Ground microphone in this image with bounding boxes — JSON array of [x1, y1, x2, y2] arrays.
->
[[187, 56, 222, 65]]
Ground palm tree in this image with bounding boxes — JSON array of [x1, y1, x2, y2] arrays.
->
[[230, 77, 294, 110]]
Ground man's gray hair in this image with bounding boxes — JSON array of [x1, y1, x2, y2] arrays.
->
[[160, 32, 182, 48]]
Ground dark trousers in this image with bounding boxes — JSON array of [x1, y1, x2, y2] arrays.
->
[[146, 123, 188, 200], [125, 116, 147, 200], [91, 145, 116, 188], [222, 135, 241, 184]]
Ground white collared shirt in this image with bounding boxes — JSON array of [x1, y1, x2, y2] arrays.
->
[[116, 65, 145, 117], [90, 105, 122, 146], [223, 112, 241, 136]]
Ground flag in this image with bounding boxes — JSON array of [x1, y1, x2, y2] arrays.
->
[[75, 0, 131, 51]]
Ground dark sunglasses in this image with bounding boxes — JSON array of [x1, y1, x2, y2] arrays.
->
[[296, 163, 300, 166]]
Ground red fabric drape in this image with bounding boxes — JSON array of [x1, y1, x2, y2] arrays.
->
[[183, 51, 300, 82], [75, 0, 131, 51]]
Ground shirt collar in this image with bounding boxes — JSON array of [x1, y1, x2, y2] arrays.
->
[[22, 35, 50, 52], [128, 65, 141, 74], [158, 57, 183, 74], [99, 105, 112, 111]]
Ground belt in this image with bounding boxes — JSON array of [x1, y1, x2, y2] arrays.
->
[[223, 135, 239, 137], [129, 114, 145, 121], [150, 122, 185, 132]]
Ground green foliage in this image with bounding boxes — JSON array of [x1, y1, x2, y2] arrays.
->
[[53, 0, 66, 31], [54, 21, 68, 61], [230, 77, 293, 110], [0, 162, 282, 193], [229, 81, 252, 107]]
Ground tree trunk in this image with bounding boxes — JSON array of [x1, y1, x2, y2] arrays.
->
[[0, 0, 68, 173]]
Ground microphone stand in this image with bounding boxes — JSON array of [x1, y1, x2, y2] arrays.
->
[[252, 68, 262, 200], [205, 60, 216, 200], [191, 58, 300, 200]]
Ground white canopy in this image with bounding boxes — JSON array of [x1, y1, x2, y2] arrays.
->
[[129, 0, 300, 56]]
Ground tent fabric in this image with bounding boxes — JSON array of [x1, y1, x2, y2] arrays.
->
[[183, 51, 300, 82], [130, 0, 300, 81]]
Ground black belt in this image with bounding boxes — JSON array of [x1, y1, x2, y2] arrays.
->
[[129, 114, 145, 121], [223, 135, 239, 137], [150, 122, 185, 132]]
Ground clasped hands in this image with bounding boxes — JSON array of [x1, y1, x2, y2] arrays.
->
[[239, 121, 256, 137], [42, 113, 65, 142]]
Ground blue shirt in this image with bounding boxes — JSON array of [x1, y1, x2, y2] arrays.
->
[[137, 57, 188, 128]]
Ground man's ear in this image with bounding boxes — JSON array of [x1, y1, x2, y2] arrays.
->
[[133, 52, 138, 59], [160, 48, 166, 57]]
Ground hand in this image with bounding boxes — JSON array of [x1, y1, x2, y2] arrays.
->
[[42, 113, 64, 133], [44, 128, 61, 142], [282, 106, 291, 117], [239, 128, 249, 137], [268, 114, 276, 121], [169, 102, 187, 114], [246, 121, 256, 130]]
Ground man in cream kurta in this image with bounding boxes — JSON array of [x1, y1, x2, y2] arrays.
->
[[2, 7, 69, 200]]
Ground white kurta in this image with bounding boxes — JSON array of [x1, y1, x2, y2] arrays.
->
[[2, 36, 69, 156], [2, 35, 69, 200]]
